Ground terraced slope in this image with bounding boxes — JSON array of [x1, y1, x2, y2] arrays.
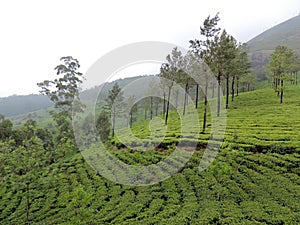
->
[[0, 86, 300, 224], [0, 150, 299, 224]]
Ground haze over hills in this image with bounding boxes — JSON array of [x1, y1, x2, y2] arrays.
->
[[2, 14, 300, 118], [0, 75, 154, 122], [0, 94, 52, 117], [247, 14, 300, 80]]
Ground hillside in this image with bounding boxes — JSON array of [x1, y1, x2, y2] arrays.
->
[[0, 94, 52, 117], [4, 75, 155, 125], [0, 86, 299, 224], [247, 14, 300, 80]]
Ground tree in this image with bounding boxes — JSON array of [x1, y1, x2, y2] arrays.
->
[[37, 56, 84, 142], [10, 121, 47, 224], [126, 95, 137, 127], [147, 78, 160, 119], [231, 44, 251, 101], [160, 47, 184, 125], [181, 53, 194, 114], [267, 45, 298, 103], [217, 30, 237, 109], [96, 110, 111, 143], [240, 73, 257, 92], [0, 114, 13, 141], [106, 83, 124, 137], [190, 13, 222, 116], [190, 14, 247, 112]]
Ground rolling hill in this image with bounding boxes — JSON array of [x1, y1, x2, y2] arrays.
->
[[0, 94, 52, 117], [4, 75, 155, 125], [247, 14, 300, 80]]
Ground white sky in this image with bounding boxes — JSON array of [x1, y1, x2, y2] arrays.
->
[[0, 0, 299, 97]]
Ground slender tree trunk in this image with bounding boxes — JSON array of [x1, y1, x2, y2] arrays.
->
[[183, 83, 188, 115], [130, 111, 133, 128], [175, 90, 179, 108], [112, 106, 115, 137], [202, 79, 208, 133], [212, 81, 215, 98], [165, 87, 171, 125], [163, 92, 166, 115], [277, 78, 280, 96], [195, 84, 199, 109], [231, 76, 235, 102], [280, 79, 284, 103], [236, 77, 239, 96], [150, 96, 153, 120], [226, 76, 229, 109], [296, 72, 298, 85], [217, 73, 221, 117]]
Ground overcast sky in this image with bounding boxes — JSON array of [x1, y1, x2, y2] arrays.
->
[[0, 0, 299, 97]]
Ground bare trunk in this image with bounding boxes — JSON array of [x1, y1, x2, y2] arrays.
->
[[226, 76, 229, 109], [280, 79, 284, 103], [231, 76, 235, 102], [195, 84, 199, 109], [217, 72, 221, 117], [165, 87, 171, 125], [150, 96, 153, 120], [129, 111, 133, 128], [183, 83, 188, 115], [163, 92, 166, 115], [202, 79, 208, 133], [112, 106, 115, 137], [236, 77, 239, 96]]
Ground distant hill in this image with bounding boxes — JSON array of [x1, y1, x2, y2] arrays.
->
[[0, 94, 52, 117], [247, 14, 300, 80], [4, 75, 156, 124]]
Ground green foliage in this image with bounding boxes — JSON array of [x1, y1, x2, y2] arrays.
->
[[0, 114, 13, 141], [1, 14, 300, 225], [106, 83, 125, 138], [96, 110, 111, 142], [267, 45, 299, 103], [1, 149, 299, 224], [37, 56, 85, 142]]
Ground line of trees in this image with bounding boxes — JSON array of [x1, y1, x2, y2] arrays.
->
[[159, 13, 251, 130], [94, 14, 253, 140]]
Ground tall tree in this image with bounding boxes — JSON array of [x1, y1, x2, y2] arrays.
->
[[126, 95, 137, 127], [216, 30, 237, 109], [190, 13, 222, 116], [160, 47, 184, 125], [106, 83, 124, 137], [96, 110, 111, 142], [267, 45, 298, 103], [231, 44, 251, 102], [0, 114, 13, 141], [37, 56, 84, 142], [181, 52, 195, 114]]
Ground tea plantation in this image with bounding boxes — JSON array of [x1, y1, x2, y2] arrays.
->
[[0, 86, 299, 224]]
